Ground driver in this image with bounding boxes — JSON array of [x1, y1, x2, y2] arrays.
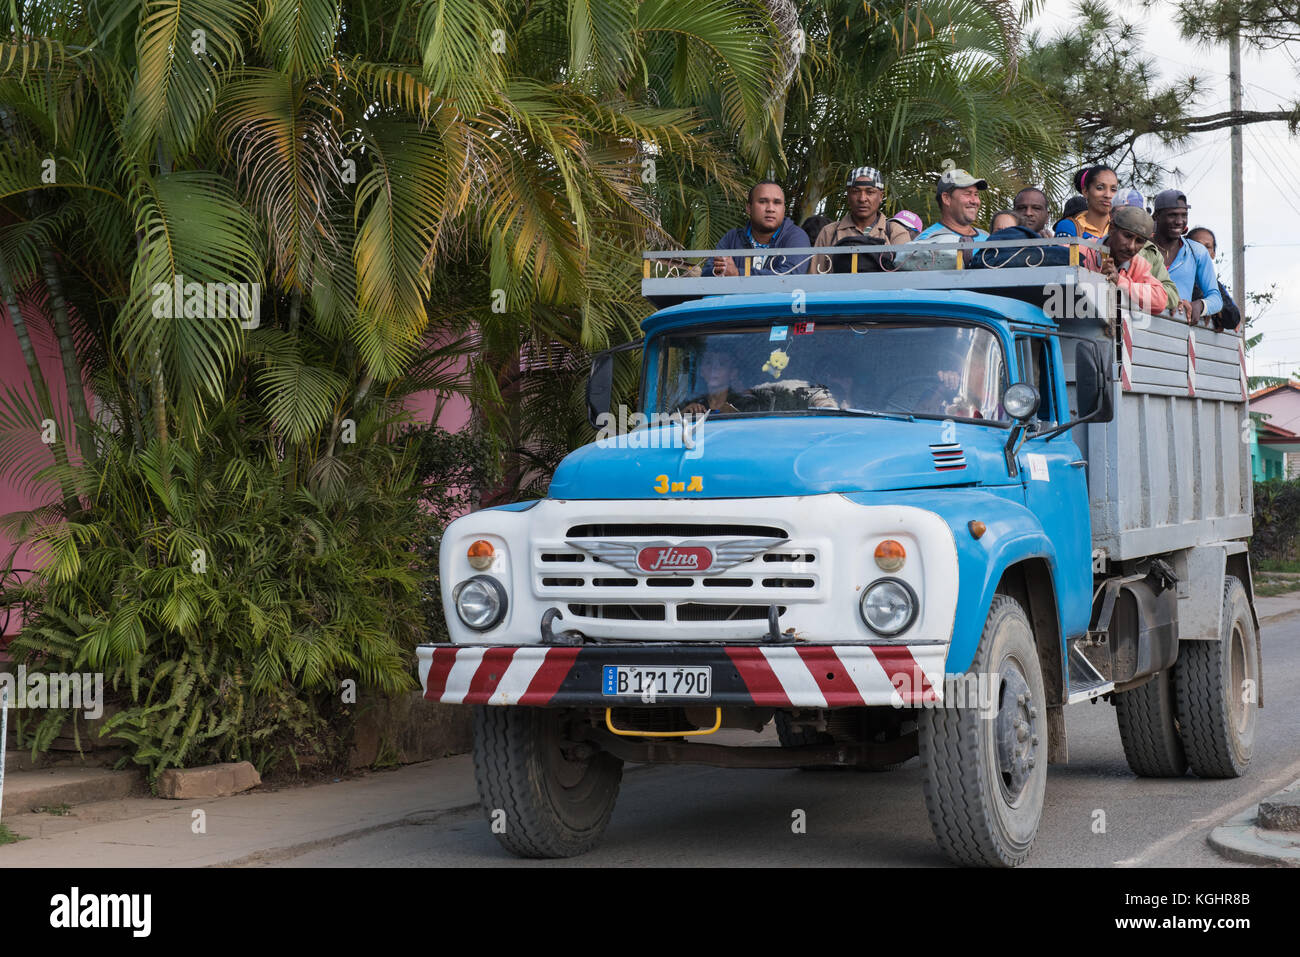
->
[[680, 350, 756, 414]]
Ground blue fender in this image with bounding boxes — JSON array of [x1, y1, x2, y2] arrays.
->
[[842, 488, 1085, 674]]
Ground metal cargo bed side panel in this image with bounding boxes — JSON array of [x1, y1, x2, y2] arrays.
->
[[1062, 313, 1252, 561]]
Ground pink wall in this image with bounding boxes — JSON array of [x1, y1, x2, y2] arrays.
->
[[1252, 384, 1300, 433], [0, 300, 79, 638], [1, 302, 473, 639]]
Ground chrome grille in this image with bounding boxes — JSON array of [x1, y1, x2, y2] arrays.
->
[[535, 523, 821, 632]]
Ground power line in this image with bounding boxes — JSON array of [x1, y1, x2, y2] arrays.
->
[[1245, 143, 1300, 220], [1249, 132, 1300, 214]]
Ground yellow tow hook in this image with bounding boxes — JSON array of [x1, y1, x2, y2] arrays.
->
[[604, 707, 722, 737]]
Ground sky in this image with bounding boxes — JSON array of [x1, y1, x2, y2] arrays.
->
[[1032, 0, 1300, 380]]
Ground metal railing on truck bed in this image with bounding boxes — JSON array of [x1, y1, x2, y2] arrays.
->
[[639, 240, 1253, 564]]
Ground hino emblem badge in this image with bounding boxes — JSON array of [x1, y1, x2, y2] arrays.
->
[[565, 537, 785, 576]]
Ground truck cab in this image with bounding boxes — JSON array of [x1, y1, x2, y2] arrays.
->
[[420, 243, 1260, 866]]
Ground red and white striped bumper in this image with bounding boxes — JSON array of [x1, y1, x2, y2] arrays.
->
[[416, 643, 947, 708]]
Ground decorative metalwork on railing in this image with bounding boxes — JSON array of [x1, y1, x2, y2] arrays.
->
[[641, 237, 1109, 279]]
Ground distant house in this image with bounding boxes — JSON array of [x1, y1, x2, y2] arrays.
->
[[1249, 382, 1300, 481]]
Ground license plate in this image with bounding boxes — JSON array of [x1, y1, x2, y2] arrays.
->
[[602, 665, 712, 698]]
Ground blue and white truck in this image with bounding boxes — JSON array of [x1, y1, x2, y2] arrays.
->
[[418, 242, 1261, 866]]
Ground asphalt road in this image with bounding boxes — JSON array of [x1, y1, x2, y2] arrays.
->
[[275, 614, 1300, 868]]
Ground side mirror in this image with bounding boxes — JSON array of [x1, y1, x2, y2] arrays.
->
[[586, 352, 615, 429], [584, 338, 644, 429], [1075, 339, 1114, 424]]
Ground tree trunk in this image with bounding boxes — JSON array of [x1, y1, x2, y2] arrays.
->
[[0, 254, 78, 503], [39, 247, 97, 465]]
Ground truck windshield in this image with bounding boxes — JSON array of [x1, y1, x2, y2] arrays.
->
[[652, 320, 1008, 422]]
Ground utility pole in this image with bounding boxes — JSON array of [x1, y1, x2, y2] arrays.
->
[[1229, 31, 1246, 302]]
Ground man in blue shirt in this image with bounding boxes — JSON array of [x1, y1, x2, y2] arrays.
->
[[713, 181, 811, 276], [898, 168, 988, 269], [1151, 188, 1222, 325]]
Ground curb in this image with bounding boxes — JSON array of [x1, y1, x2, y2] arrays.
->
[[211, 800, 483, 867], [1258, 605, 1300, 628], [1208, 806, 1300, 867]]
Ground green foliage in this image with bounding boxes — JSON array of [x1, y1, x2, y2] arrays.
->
[[7, 405, 429, 780], [1251, 478, 1300, 562], [1176, 0, 1300, 51], [405, 423, 502, 642]]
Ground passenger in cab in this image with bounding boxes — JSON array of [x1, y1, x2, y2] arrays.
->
[[810, 167, 913, 274], [713, 182, 811, 277], [1054, 164, 1118, 241], [1151, 189, 1222, 326], [1084, 206, 1169, 315], [1012, 188, 1052, 237]]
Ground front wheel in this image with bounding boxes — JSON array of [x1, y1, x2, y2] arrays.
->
[[920, 594, 1047, 867], [472, 706, 623, 858]]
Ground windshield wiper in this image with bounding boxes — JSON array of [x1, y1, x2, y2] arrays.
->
[[803, 406, 914, 422]]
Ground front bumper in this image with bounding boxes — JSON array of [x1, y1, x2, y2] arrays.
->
[[416, 642, 946, 708]]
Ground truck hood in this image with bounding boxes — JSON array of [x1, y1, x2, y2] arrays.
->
[[547, 416, 1016, 499]]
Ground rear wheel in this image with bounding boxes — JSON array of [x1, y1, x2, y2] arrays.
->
[[472, 706, 623, 858], [920, 594, 1047, 867], [1175, 576, 1258, 778], [1114, 669, 1188, 777]]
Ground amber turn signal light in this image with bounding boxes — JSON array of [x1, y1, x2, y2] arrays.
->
[[968, 520, 987, 539], [467, 539, 495, 570], [874, 539, 906, 571]]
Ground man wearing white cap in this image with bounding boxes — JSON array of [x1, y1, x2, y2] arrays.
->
[[896, 167, 989, 269], [810, 166, 913, 274]]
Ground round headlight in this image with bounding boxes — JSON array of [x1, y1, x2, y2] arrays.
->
[[455, 575, 508, 631], [860, 578, 918, 636], [1003, 382, 1040, 421]]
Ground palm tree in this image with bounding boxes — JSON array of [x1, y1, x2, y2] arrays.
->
[[0, 0, 794, 771]]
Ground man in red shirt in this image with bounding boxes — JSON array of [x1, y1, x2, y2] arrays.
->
[[1085, 206, 1169, 315]]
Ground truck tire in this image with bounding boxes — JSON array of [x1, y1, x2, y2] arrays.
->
[[1114, 670, 1188, 777], [920, 594, 1047, 867], [472, 706, 623, 858], [1174, 576, 1258, 778]]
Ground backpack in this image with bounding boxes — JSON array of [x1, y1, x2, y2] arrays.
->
[[831, 235, 889, 274], [970, 225, 1071, 269]]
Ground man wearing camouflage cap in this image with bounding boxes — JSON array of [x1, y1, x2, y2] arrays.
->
[[810, 166, 914, 274]]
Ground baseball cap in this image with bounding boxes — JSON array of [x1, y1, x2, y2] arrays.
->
[[847, 166, 885, 189], [1114, 187, 1145, 208], [937, 168, 988, 192], [1152, 189, 1190, 211], [888, 210, 924, 233], [1111, 205, 1155, 240]]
